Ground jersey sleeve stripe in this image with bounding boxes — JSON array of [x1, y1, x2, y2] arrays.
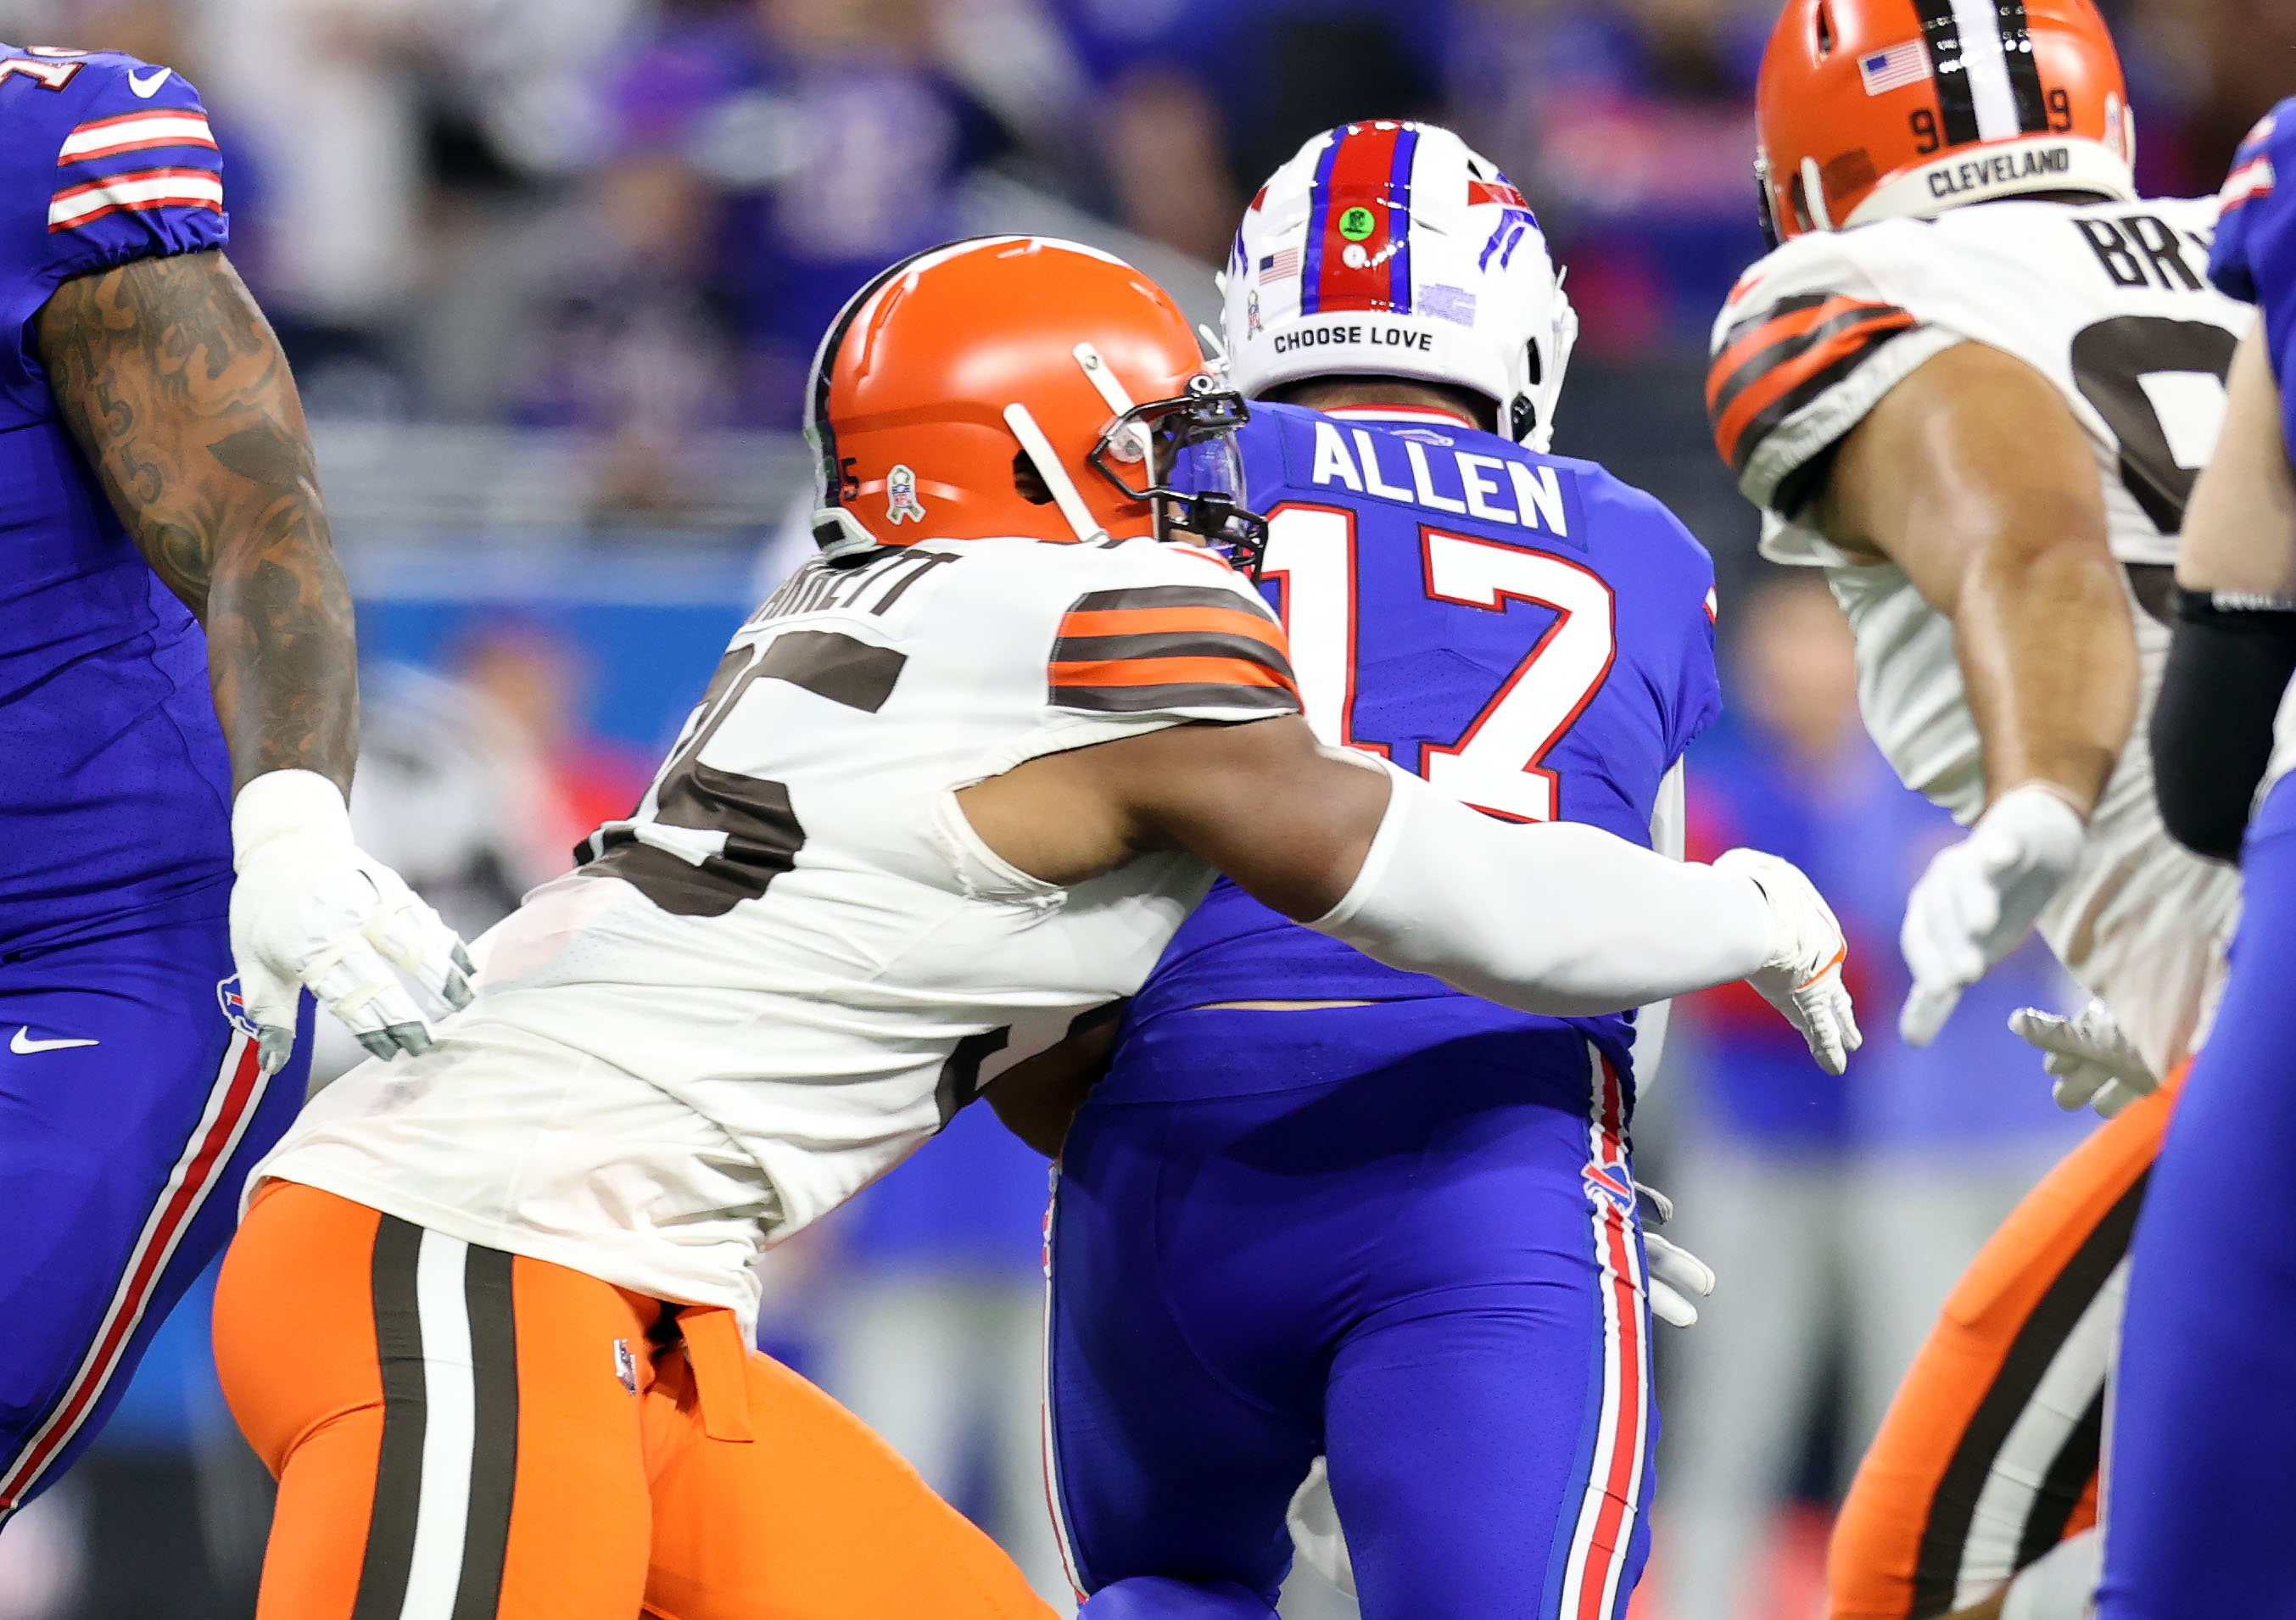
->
[[1707, 299, 1919, 475], [1047, 678, 1304, 715], [59, 109, 216, 163], [48, 165, 222, 231], [1051, 629, 1293, 671], [1055, 604, 1288, 651], [1065, 584, 1277, 621], [1050, 653, 1298, 693], [2221, 154, 2276, 217]]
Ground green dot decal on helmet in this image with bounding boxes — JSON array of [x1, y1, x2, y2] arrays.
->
[[1221, 120, 1580, 452]]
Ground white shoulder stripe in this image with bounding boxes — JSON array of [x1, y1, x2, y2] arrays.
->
[[47, 166, 222, 230], [59, 109, 215, 163]]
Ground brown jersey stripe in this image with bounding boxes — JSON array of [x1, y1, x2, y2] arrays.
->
[[1707, 295, 1916, 425], [1056, 604, 1288, 651], [1051, 679, 1303, 716], [1066, 584, 1276, 618], [1710, 303, 1919, 475], [1051, 653, 1299, 693], [1707, 293, 1837, 411], [1051, 629, 1294, 678]]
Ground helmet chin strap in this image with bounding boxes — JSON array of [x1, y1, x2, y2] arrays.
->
[[1003, 402, 1108, 545]]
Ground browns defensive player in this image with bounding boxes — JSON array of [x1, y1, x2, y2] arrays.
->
[[1706, 3, 2250, 1617]]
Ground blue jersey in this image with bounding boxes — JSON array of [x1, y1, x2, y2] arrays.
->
[[2212, 102, 2296, 459], [1128, 402, 1722, 1081], [0, 47, 234, 951]]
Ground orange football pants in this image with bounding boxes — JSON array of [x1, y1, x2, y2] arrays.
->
[[214, 1183, 1055, 1620], [1827, 1071, 2183, 1620]]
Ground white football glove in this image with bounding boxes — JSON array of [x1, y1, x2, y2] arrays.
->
[[2010, 998, 2159, 1118], [230, 769, 474, 1076], [1633, 1181, 1717, 1328], [1900, 784, 2086, 1047], [1713, 848, 1863, 1075], [1287, 1457, 1355, 1598]]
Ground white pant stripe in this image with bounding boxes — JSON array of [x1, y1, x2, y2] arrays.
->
[[399, 1231, 475, 1620]]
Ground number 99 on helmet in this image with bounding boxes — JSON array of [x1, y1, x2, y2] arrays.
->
[[1754, 0, 2136, 246]]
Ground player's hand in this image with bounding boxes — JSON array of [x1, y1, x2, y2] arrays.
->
[[2010, 998, 2159, 1118], [1633, 1180, 1715, 1327], [1645, 1232, 1716, 1328], [1287, 1457, 1356, 1598], [1714, 848, 1862, 1075], [1900, 784, 2086, 1047], [229, 769, 475, 1076]]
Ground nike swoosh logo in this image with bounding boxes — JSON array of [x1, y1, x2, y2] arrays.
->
[[126, 66, 170, 98], [12, 1027, 98, 1054]]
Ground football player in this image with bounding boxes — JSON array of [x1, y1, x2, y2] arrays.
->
[[1704, 3, 2249, 1617], [2098, 103, 2296, 1618], [1036, 123, 1763, 1620], [212, 235, 1857, 1618], [0, 43, 466, 1522]]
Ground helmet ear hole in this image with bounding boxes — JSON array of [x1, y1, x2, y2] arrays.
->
[[1787, 170, 1816, 235], [1815, 1, 1835, 57], [1523, 342, 1543, 388]]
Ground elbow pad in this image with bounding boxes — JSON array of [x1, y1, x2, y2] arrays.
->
[[1308, 763, 1777, 1016], [2152, 588, 2296, 863]]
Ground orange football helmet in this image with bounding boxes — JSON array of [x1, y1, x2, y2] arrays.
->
[[804, 236, 1265, 566], [1755, 0, 2136, 245]]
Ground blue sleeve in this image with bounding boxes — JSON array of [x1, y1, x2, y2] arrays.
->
[[1581, 465, 1724, 769], [1, 49, 227, 318], [2209, 100, 2296, 469], [2208, 103, 2291, 307]]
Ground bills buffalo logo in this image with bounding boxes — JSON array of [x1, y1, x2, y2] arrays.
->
[[1582, 1156, 1637, 1217], [215, 975, 261, 1038]]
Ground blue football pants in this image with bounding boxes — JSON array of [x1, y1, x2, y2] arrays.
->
[[1046, 1004, 1657, 1620], [2101, 774, 2296, 1617], [0, 907, 308, 1522]]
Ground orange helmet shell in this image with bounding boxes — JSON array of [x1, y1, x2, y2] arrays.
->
[[1756, 0, 2135, 243], [804, 237, 1206, 557]]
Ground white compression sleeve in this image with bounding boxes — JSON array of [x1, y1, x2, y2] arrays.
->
[[1309, 762, 1779, 1016]]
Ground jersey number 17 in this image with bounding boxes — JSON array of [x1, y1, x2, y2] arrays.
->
[[1262, 504, 1615, 824]]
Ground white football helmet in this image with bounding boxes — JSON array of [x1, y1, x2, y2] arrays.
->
[[1222, 121, 1579, 450]]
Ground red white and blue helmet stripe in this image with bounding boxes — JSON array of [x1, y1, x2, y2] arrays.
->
[[1300, 121, 1421, 317]]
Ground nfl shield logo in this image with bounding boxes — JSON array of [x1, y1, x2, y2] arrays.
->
[[215, 975, 261, 1038]]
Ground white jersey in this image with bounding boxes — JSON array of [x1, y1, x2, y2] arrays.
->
[[1708, 196, 2252, 1076], [258, 533, 1300, 1325]]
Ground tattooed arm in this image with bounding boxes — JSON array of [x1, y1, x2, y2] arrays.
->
[[35, 248, 355, 795], [35, 249, 471, 1070]]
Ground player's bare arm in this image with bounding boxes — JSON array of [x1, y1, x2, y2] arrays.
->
[[36, 247, 466, 1071], [960, 712, 1859, 1065], [1814, 340, 2130, 1043], [2176, 323, 2296, 600], [2153, 321, 2296, 866], [36, 248, 355, 796], [1815, 340, 2134, 811]]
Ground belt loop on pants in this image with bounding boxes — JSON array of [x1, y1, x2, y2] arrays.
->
[[678, 1305, 755, 1443]]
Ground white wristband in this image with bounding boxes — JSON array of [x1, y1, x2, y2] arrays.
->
[[232, 768, 352, 868]]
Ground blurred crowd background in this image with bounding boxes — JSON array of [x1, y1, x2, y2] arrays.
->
[[0, 0, 2282, 1615]]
